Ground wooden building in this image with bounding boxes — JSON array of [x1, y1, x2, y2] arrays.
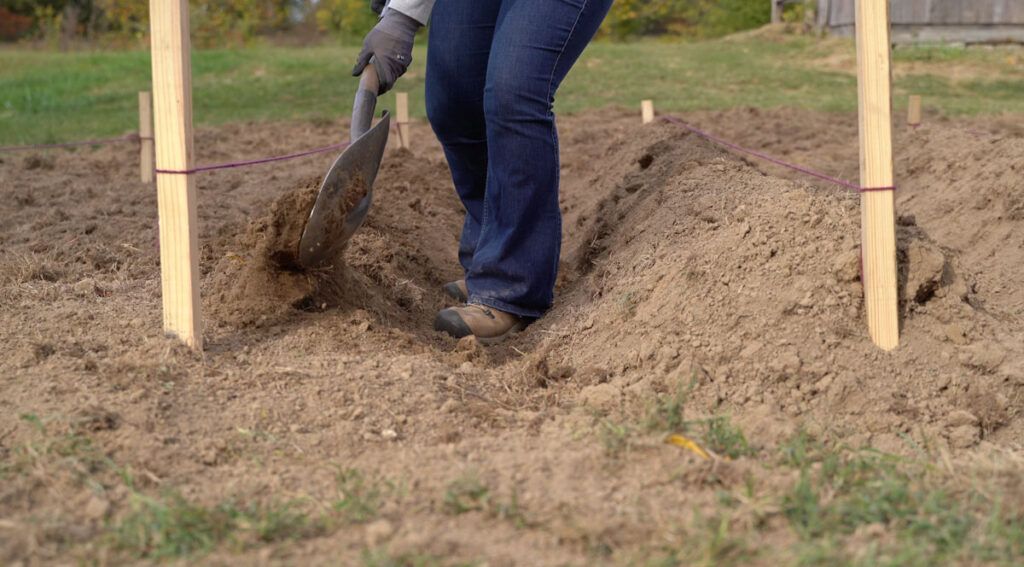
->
[[816, 0, 1024, 43]]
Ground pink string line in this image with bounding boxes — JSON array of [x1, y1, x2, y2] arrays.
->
[[155, 141, 351, 175], [0, 133, 140, 153], [661, 116, 895, 194]]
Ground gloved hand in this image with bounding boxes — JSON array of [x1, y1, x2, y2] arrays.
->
[[352, 8, 421, 95], [371, 0, 386, 15]]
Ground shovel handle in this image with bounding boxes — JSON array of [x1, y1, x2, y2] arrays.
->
[[352, 62, 380, 142]]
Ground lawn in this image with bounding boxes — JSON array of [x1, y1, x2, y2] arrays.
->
[[1, 31, 1022, 145]]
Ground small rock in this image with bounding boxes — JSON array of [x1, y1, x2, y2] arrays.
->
[[73, 279, 97, 296], [381, 428, 399, 441], [948, 424, 981, 449], [946, 410, 980, 428], [440, 399, 458, 413], [769, 351, 802, 377], [739, 341, 763, 359], [944, 323, 969, 345], [579, 383, 620, 413], [84, 496, 110, 520], [832, 250, 860, 283], [364, 519, 395, 547]]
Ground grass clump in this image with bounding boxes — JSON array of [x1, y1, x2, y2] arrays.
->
[[335, 468, 390, 524], [441, 474, 530, 528], [777, 433, 1024, 565], [443, 475, 490, 516], [640, 380, 753, 460], [644, 381, 691, 433], [700, 416, 754, 459], [111, 493, 321, 559], [597, 418, 636, 457]]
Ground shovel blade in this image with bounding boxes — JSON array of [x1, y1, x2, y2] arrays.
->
[[298, 111, 390, 269]]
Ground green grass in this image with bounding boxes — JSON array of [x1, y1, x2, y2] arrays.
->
[[111, 493, 322, 559], [2, 34, 1022, 145], [334, 467, 391, 523]]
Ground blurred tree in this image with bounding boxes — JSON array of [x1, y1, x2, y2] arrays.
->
[[314, 0, 376, 43], [600, 0, 771, 40], [0, 6, 33, 40], [0, 0, 302, 45]]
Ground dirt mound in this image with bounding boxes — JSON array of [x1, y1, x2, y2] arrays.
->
[[529, 120, 1020, 455]]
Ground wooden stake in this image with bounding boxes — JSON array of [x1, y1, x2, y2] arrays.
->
[[149, 0, 202, 350], [771, 0, 782, 24], [641, 100, 655, 124], [139, 91, 154, 183], [855, 0, 899, 351], [907, 95, 922, 127], [395, 92, 410, 150]]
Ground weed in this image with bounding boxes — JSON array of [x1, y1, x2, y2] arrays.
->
[[644, 381, 691, 433], [700, 416, 754, 459], [775, 437, 1019, 564], [334, 468, 387, 524], [7, 413, 113, 482], [649, 511, 756, 567], [111, 492, 320, 559], [443, 475, 490, 515], [617, 290, 640, 317], [597, 418, 635, 457], [361, 548, 467, 567], [492, 489, 530, 529]]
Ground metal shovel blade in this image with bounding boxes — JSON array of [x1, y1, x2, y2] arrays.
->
[[297, 111, 390, 269]]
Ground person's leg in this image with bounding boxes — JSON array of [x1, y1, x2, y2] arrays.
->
[[465, 0, 613, 318], [425, 1, 502, 273]]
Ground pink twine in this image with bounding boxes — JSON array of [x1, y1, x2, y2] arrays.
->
[[155, 141, 350, 175], [0, 133, 140, 153], [662, 116, 895, 194]]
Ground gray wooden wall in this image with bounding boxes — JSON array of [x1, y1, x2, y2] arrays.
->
[[817, 0, 1024, 43]]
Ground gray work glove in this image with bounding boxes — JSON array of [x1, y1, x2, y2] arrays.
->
[[371, 0, 386, 15], [352, 8, 421, 95]]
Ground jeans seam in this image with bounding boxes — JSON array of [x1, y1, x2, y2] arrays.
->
[[542, 0, 587, 305]]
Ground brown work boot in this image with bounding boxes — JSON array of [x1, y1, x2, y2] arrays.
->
[[442, 279, 468, 302], [434, 303, 526, 344]]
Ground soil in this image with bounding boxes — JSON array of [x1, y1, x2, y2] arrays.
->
[[1, 108, 1022, 564]]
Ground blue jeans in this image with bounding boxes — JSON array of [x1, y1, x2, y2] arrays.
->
[[425, 0, 613, 318]]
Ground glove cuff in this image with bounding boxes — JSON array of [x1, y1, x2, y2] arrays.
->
[[378, 8, 422, 38]]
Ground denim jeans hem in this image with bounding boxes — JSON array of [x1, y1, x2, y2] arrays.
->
[[468, 294, 544, 320]]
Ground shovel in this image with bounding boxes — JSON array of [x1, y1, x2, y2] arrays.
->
[[298, 64, 391, 269]]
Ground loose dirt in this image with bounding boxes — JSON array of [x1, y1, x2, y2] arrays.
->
[[1, 108, 1021, 564]]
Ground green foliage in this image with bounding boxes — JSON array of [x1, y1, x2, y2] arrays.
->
[[600, 0, 771, 40], [334, 468, 388, 523], [111, 493, 320, 559], [315, 0, 377, 44], [644, 380, 691, 432], [361, 549, 451, 567], [700, 416, 754, 459], [696, 0, 771, 38], [443, 475, 490, 515], [598, 418, 635, 457], [0, 0, 301, 46], [599, 0, 693, 40]]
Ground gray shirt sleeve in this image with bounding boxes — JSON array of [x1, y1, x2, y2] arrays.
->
[[386, 0, 435, 25]]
